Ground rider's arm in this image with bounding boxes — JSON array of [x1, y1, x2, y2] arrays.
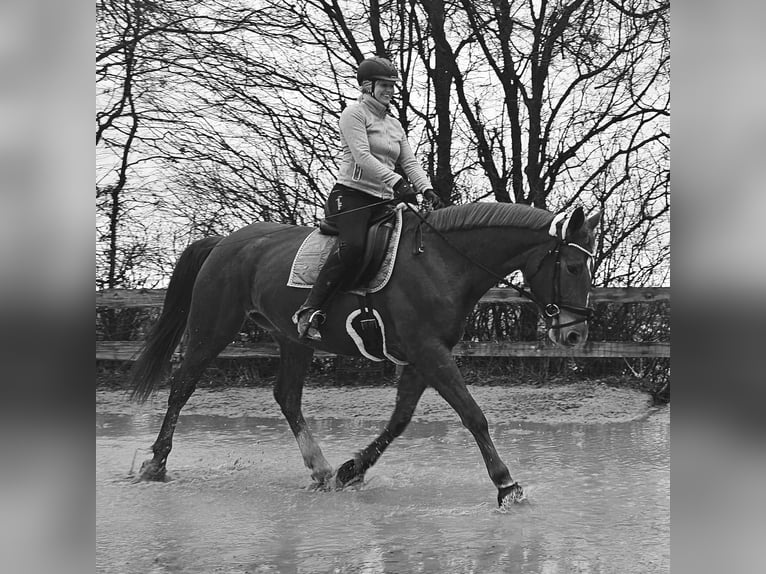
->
[[397, 137, 433, 195]]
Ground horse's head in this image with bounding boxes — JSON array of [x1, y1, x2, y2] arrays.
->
[[523, 207, 602, 347]]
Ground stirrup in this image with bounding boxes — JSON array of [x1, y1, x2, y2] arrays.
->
[[296, 309, 325, 341]]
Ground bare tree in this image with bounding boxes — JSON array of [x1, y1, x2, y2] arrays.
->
[[97, 0, 277, 285], [96, 0, 669, 290]]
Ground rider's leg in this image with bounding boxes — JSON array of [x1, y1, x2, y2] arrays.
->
[[295, 186, 375, 339], [294, 247, 348, 339]]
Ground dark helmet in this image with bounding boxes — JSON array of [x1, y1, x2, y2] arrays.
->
[[356, 56, 399, 85]]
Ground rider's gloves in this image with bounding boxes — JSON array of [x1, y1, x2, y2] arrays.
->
[[423, 188, 444, 209], [393, 178, 418, 204]]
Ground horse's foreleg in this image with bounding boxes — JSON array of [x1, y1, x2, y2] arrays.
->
[[417, 348, 524, 507], [336, 365, 427, 487], [273, 338, 334, 486]]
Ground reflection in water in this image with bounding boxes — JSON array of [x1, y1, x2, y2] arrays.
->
[[97, 396, 668, 574]]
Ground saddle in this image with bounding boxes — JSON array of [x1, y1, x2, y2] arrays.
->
[[318, 209, 398, 289], [287, 207, 406, 364]]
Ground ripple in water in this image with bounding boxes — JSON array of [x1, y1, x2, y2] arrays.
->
[[97, 393, 668, 574]]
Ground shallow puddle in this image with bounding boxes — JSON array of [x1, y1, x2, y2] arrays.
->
[[97, 386, 669, 573]]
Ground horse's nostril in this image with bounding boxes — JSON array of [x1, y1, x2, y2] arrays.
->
[[566, 331, 581, 346]]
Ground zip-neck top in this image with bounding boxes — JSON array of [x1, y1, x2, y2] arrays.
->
[[335, 94, 432, 199]]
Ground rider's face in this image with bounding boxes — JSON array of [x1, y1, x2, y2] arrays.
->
[[373, 80, 396, 105]]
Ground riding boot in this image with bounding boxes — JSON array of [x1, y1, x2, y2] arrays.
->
[[293, 248, 349, 340]]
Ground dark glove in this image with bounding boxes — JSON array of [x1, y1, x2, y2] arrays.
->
[[423, 189, 444, 209], [393, 178, 418, 204]]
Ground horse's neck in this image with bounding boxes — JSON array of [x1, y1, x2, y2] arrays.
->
[[442, 225, 549, 300]]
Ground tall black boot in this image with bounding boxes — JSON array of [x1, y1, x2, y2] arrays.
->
[[293, 249, 348, 340]]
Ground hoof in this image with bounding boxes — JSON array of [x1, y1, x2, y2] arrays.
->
[[310, 468, 335, 491], [134, 459, 167, 482], [497, 482, 525, 507], [335, 458, 364, 489]]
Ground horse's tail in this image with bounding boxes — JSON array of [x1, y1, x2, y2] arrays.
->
[[129, 236, 223, 403]]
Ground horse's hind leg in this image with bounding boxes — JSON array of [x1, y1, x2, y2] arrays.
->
[[272, 337, 334, 486], [336, 365, 427, 487], [138, 301, 246, 481]]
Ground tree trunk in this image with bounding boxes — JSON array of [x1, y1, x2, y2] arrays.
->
[[427, 0, 455, 203]]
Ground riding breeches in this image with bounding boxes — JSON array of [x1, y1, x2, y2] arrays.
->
[[300, 185, 387, 311]]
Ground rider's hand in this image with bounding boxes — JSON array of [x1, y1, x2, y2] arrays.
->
[[423, 189, 444, 209], [393, 178, 418, 204]]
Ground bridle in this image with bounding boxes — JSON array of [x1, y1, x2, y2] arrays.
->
[[404, 203, 596, 331], [527, 240, 595, 329]]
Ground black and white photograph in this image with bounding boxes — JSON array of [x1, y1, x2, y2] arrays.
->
[[94, 1, 672, 572]]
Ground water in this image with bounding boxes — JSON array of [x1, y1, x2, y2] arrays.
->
[[96, 387, 669, 573]]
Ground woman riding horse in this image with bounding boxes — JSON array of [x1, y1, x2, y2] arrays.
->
[[293, 56, 443, 341], [128, 56, 602, 509]]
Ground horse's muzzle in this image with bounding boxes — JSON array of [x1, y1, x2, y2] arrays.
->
[[547, 309, 589, 347]]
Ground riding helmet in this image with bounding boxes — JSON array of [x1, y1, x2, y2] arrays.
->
[[356, 56, 399, 85]]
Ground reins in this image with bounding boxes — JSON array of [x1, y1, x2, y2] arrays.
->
[[401, 202, 594, 329], [401, 202, 542, 302], [313, 196, 593, 329], [323, 196, 402, 219]]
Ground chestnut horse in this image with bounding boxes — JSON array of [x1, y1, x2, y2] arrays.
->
[[130, 202, 601, 507]]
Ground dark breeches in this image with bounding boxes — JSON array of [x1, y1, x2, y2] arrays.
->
[[326, 184, 388, 268], [300, 185, 390, 312]]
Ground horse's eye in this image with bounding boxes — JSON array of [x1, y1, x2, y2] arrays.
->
[[566, 263, 581, 275]]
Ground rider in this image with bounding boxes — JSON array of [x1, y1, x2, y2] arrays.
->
[[294, 55, 443, 340]]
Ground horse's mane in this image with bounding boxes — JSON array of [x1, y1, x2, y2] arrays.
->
[[425, 202, 553, 232]]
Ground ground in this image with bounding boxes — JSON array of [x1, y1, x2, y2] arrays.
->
[[97, 353, 670, 408], [96, 373, 660, 425]]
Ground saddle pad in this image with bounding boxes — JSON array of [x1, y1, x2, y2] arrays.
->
[[287, 208, 403, 294]]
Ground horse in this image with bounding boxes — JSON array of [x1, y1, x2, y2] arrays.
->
[[129, 201, 601, 507]]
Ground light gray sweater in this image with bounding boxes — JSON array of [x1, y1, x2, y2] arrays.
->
[[335, 95, 432, 199]]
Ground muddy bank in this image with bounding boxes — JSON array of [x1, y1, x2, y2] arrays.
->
[[97, 380, 656, 425]]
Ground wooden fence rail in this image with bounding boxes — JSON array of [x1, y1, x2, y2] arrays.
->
[[96, 288, 670, 361]]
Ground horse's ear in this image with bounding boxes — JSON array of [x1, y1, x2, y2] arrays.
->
[[585, 210, 602, 232], [564, 207, 585, 240]]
